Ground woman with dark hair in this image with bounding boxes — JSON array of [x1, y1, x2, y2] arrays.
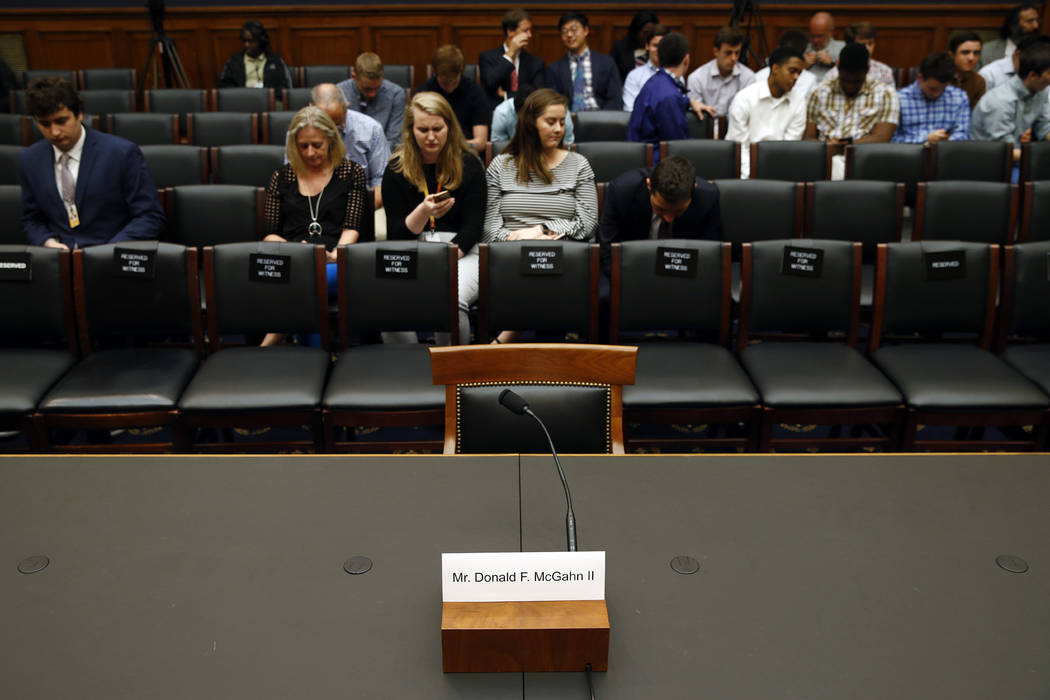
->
[[218, 20, 292, 89], [610, 10, 660, 84]]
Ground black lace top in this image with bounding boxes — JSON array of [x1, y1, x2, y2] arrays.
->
[[264, 159, 369, 250]]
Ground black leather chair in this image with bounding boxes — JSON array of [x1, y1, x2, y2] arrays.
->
[[0, 144, 21, 184], [261, 111, 296, 145], [79, 68, 136, 90], [281, 87, 311, 111], [140, 145, 208, 188], [573, 110, 632, 142], [932, 140, 1011, 182], [686, 111, 714, 139], [22, 69, 76, 88], [80, 89, 135, 117], [845, 142, 928, 204], [1020, 181, 1050, 242], [751, 141, 829, 182], [0, 246, 77, 450], [870, 241, 1049, 450], [0, 185, 24, 244], [322, 241, 458, 453], [610, 239, 759, 451], [302, 65, 350, 86], [0, 113, 28, 146], [1019, 141, 1050, 182], [738, 239, 903, 451], [383, 65, 414, 89], [178, 242, 330, 451], [187, 112, 259, 146], [914, 181, 1016, 244], [484, 140, 510, 167], [211, 87, 275, 113], [661, 140, 739, 180], [37, 242, 203, 452], [477, 241, 600, 343], [144, 88, 208, 134], [209, 145, 284, 187], [8, 90, 27, 115], [714, 179, 803, 250], [167, 184, 262, 246], [107, 112, 179, 145], [429, 343, 637, 454], [573, 141, 652, 183]]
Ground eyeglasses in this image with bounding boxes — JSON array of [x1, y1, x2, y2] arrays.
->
[[560, 25, 584, 37]]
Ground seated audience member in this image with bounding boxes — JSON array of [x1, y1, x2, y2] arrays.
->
[[950, 32, 987, 108], [824, 23, 895, 87], [491, 83, 576, 144], [686, 26, 756, 117], [805, 11, 845, 82], [623, 24, 668, 112], [478, 8, 546, 114], [971, 39, 1050, 162], [217, 21, 292, 89], [416, 45, 490, 152], [726, 47, 808, 178], [628, 32, 709, 162], [979, 3, 1042, 68], [382, 92, 485, 344], [754, 30, 818, 99], [980, 34, 1050, 91], [547, 11, 623, 111], [893, 52, 970, 144], [611, 10, 660, 83], [337, 52, 407, 151], [19, 77, 164, 249]]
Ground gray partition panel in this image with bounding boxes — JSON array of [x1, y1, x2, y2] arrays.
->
[[521, 454, 1050, 700], [0, 456, 522, 699]]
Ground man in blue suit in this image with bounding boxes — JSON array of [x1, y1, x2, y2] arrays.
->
[[547, 11, 622, 110], [19, 77, 164, 249]]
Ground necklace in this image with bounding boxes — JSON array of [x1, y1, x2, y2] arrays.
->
[[306, 184, 325, 236]]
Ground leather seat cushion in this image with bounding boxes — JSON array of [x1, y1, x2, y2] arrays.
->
[[742, 342, 902, 407], [179, 346, 329, 412], [1001, 344, 1050, 395], [39, 348, 198, 413], [872, 344, 1050, 409], [624, 342, 758, 407], [323, 344, 443, 411], [0, 349, 77, 413]]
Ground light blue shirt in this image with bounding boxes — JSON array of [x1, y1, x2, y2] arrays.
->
[[622, 62, 659, 112], [892, 82, 970, 143], [978, 55, 1016, 92], [490, 97, 575, 145], [971, 75, 1050, 143], [285, 109, 390, 189], [336, 77, 406, 150]]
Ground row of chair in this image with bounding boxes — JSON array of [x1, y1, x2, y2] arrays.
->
[[2, 238, 1048, 454]]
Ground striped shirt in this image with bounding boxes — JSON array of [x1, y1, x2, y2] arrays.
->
[[483, 151, 598, 242], [806, 77, 899, 142]]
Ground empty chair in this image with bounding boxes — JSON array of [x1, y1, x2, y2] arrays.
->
[[140, 145, 208, 188], [573, 110, 632, 142], [168, 184, 262, 246], [107, 113, 179, 145], [211, 87, 275, 113], [429, 343, 637, 454], [187, 112, 258, 146], [144, 88, 208, 122], [0, 114, 28, 146], [751, 141, 829, 181], [22, 69, 76, 88], [79, 89, 135, 116], [0, 185, 24, 243], [8, 90, 27, 115], [662, 139, 740, 179], [845, 142, 928, 203], [0, 145, 21, 184], [80, 68, 136, 90], [282, 87, 311, 111], [383, 64, 415, 89], [871, 241, 1048, 450], [1020, 181, 1050, 242], [714, 179, 803, 249], [261, 110, 296, 145], [210, 145, 284, 187], [573, 141, 651, 182], [932, 140, 1011, 182], [1019, 141, 1050, 182], [686, 111, 714, 139], [913, 181, 1016, 243], [302, 65, 351, 86]]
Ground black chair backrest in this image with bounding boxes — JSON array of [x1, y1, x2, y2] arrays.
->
[[302, 65, 351, 86], [80, 68, 136, 90], [915, 181, 1015, 244], [262, 111, 296, 145], [0, 245, 72, 341], [213, 87, 274, 113], [188, 112, 258, 146], [169, 184, 260, 246], [486, 140, 510, 167], [573, 111, 632, 142], [108, 113, 178, 145], [210, 145, 284, 187], [282, 87, 311, 111], [9, 90, 27, 115], [383, 65, 414, 89], [753, 141, 828, 182], [806, 181, 902, 259], [0, 185, 24, 244], [1020, 141, 1050, 182], [685, 111, 714, 139], [714, 179, 802, 248], [0, 114, 27, 146], [574, 141, 650, 183], [80, 89, 135, 116], [846, 143, 927, 203], [140, 145, 208, 188], [1021, 181, 1050, 242], [933, 140, 1011, 182], [0, 145, 21, 185], [663, 139, 739, 180], [612, 239, 729, 337], [145, 88, 207, 123], [1004, 241, 1050, 337], [22, 69, 75, 88]]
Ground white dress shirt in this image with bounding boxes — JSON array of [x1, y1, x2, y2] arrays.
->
[[754, 65, 818, 99], [725, 77, 808, 178]]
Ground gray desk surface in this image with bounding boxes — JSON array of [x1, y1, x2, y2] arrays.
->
[[0, 456, 522, 699], [521, 454, 1050, 700]]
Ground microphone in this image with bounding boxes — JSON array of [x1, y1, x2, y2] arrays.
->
[[498, 389, 578, 552]]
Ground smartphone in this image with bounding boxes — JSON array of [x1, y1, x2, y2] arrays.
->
[[431, 190, 453, 203]]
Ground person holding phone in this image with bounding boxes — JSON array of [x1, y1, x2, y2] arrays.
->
[[382, 91, 486, 344]]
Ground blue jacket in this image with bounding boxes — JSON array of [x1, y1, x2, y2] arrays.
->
[[627, 70, 690, 159], [547, 51, 623, 110]]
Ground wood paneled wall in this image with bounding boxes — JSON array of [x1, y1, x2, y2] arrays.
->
[[1, 4, 1042, 89]]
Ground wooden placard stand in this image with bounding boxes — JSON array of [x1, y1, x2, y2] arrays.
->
[[441, 600, 610, 672]]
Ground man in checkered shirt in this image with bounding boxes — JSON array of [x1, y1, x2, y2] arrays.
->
[[892, 51, 971, 144]]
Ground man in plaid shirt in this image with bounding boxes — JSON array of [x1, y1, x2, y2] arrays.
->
[[893, 52, 971, 144]]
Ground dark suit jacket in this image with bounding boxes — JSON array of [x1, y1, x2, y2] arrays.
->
[[598, 167, 723, 275], [18, 127, 165, 247], [547, 51, 623, 110], [217, 51, 292, 89], [478, 47, 546, 113]]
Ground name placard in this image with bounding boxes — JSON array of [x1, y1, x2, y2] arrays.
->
[[0, 252, 32, 281], [781, 246, 824, 278], [655, 246, 698, 277], [521, 247, 563, 275], [442, 551, 605, 602], [376, 249, 417, 279], [113, 247, 156, 279], [250, 253, 291, 283], [924, 250, 966, 281]]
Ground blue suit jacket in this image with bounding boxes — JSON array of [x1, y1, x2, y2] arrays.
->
[[18, 127, 165, 247], [627, 70, 690, 160], [547, 51, 623, 110]]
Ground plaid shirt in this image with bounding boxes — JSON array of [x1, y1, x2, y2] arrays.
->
[[825, 59, 896, 89], [806, 77, 899, 141], [569, 49, 600, 111], [892, 82, 970, 143]]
